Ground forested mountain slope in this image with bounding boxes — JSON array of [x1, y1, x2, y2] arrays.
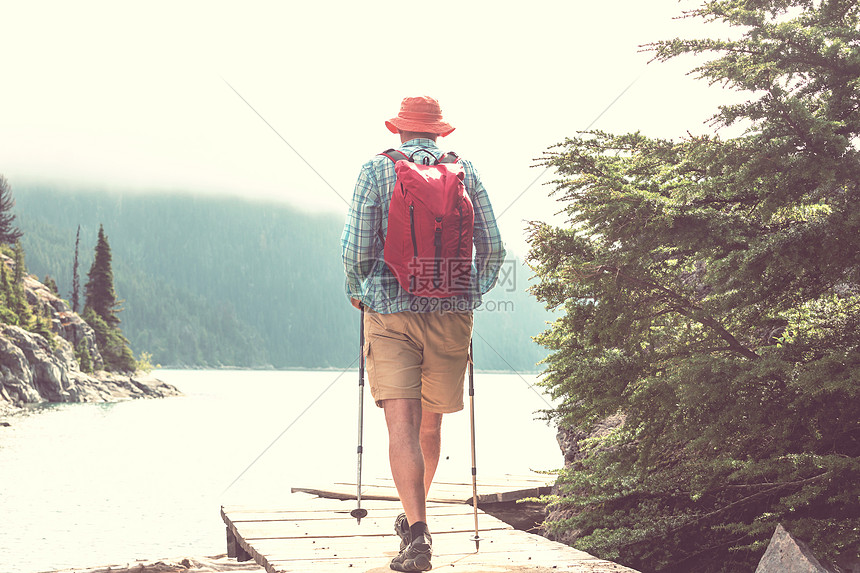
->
[[16, 185, 548, 371]]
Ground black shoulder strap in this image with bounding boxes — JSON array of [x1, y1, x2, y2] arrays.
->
[[380, 149, 459, 165], [380, 149, 409, 163], [437, 151, 460, 164]]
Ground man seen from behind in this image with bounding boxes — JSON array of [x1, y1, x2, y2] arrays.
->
[[342, 95, 506, 571]]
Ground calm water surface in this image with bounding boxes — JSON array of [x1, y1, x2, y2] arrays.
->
[[0, 369, 561, 573]]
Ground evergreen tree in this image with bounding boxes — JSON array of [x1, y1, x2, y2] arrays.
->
[[11, 241, 32, 327], [84, 225, 121, 327], [12, 240, 25, 286], [71, 225, 81, 313], [0, 259, 17, 324], [82, 307, 134, 372], [30, 303, 55, 348], [83, 225, 135, 371], [0, 175, 23, 245], [43, 275, 59, 296], [529, 1, 860, 571], [75, 339, 93, 373]]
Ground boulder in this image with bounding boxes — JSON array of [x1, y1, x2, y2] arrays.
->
[[24, 274, 103, 371], [0, 329, 41, 404], [0, 259, 180, 410], [542, 413, 626, 545], [0, 324, 70, 402], [755, 524, 835, 573], [0, 323, 181, 407]]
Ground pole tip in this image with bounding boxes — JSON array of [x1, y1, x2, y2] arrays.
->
[[351, 508, 368, 524]]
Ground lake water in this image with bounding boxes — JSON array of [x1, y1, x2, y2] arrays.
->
[[0, 369, 561, 573]]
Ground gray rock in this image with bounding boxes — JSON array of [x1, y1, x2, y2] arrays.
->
[[0, 324, 73, 402], [755, 523, 835, 573], [0, 259, 180, 409], [543, 414, 626, 545], [0, 323, 181, 407], [24, 274, 103, 371], [0, 331, 41, 403]]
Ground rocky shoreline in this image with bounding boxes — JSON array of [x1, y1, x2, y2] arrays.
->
[[0, 265, 181, 415], [0, 319, 181, 412], [43, 555, 264, 573]]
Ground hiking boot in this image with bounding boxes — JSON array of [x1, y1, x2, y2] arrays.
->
[[394, 513, 411, 552], [390, 523, 432, 572]]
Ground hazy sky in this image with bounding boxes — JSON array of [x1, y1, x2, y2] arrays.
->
[[2, 1, 740, 256]]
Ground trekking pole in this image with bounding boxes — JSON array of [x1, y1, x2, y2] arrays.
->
[[350, 306, 368, 524], [468, 340, 480, 550]]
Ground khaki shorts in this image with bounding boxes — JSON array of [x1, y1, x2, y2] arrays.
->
[[364, 310, 473, 414]]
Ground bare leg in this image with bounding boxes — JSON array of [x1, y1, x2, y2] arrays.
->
[[383, 398, 427, 525], [420, 411, 443, 496]]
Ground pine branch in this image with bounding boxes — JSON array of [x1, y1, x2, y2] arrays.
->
[[665, 471, 832, 535], [594, 264, 760, 360]]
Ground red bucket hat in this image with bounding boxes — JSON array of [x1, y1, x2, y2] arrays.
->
[[385, 96, 455, 136]]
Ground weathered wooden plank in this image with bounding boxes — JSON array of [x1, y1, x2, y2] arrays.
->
[[224, 518, 270, 571], [288, 472, 554, 505], [256, 530, 635, 572], [226, 526, 239, 558], [238, 521, 511, 542], [221, 493, 640, 573], [291, 484, 461, 504], [334, 478, 546, 494], [292, 477, 553, 505], [381, 473, 557, 488], [254, 528, 589, 559], [366, 473, 556, 491], [227, 497, 509, 542], [222, 499, 461, 523]]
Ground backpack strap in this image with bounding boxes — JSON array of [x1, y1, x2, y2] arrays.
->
[[437, 151, 460, 164], [411, 149, 438, 165], [380, 149, 409, 163], [380, 149, 460, 165], [376, 150, 408, 246], [374, 149, 462, 249]]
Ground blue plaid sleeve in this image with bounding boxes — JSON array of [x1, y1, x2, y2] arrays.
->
[[462, 159, 506, 294], [341, 162, 382, 302]]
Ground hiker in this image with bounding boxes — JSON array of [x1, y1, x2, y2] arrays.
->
[[342, 96, 506, 571]]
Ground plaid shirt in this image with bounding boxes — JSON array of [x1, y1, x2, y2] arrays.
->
[[342, 138, 506, 313]]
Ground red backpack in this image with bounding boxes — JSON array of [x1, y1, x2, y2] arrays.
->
[[380, 149, 475, 298]]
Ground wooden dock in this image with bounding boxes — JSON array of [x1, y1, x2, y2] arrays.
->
[[291, 472, 556, 505], [222, 477, 640, 572]]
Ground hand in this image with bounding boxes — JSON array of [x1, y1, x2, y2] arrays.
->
[[351, 298, 363, 310]]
